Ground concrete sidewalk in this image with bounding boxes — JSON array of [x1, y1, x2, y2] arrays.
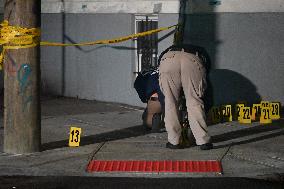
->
[[0, 96, 283, 181]]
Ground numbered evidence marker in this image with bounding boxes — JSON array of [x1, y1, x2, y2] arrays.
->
[[235, 104, 245, 121], [261, 101, 270, 108], [211, 106, 221, 124], [270, 102, 281, 120], [239, 107, 251, 124], [221, 105, 232, 122], [69, 127, 82, 147], [260, 107, 272, 124], [251, 104, 261, 121]]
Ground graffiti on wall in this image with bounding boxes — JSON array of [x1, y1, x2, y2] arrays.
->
[[17, 63, 33, 111]]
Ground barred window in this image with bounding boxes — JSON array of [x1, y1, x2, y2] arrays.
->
[[135, 15, 158, 73]]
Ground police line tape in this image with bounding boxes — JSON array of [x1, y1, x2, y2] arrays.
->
[[0, 19, 178, 69], [41, 24, 177, 46], [0, 20, 41, 69]]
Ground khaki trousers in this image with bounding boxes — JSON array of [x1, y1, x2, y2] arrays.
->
[[159, 50, 211, 145]]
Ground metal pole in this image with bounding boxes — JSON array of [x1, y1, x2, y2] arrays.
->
[[3, 0, 41, 154]]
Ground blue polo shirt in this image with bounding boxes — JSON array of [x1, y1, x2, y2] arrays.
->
[[134, 69, 165, 109]]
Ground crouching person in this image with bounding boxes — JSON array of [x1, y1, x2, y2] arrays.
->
[[134, 69, 165, 132]]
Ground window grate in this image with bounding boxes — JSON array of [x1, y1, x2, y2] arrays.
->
[[135, 15, 158, 73]]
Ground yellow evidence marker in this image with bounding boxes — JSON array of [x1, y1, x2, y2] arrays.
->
[[260, 107, 272, 124], [239, 107, 252, 124], [211, 106, 221, 124], [251, 104, 261, 121], [235, 104, 245, 121], [261, 101, 270, 108], [69, 127, 82, 147], [270, 102, 281, 120], [221, 105, 232, 122]]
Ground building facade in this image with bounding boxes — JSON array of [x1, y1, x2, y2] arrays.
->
[[0, 0, 283, 107]]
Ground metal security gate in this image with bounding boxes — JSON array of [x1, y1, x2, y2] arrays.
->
[[135, 15, 158, 72]]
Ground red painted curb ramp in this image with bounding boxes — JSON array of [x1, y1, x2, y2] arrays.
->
[[87, 160, 222, 173]]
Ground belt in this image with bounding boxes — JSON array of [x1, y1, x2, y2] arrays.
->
[[169, 47, 199, 56], [149, 97, 159, 101]]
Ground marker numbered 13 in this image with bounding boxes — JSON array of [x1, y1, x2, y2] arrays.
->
[[69, 127, 82, 147]]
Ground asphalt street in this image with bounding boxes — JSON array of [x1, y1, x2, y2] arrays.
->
[[0, 176, 283, 189]]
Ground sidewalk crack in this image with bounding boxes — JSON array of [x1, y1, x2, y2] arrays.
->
[[85, 142, 106, 171], [227, 152, 279, 169], [219, 142, 233, 162]]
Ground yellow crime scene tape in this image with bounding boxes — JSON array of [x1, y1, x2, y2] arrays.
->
[[0, 20, 178, 69], [0, 20, 41, 69]]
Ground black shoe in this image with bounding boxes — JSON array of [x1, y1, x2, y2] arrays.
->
[[166, 142, 184, 149], [199, 143, 213, 150]]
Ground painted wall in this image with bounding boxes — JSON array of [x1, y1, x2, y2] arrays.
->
[[158, 14, 179, 56], [41, 13, 147, 106], [183, 13, 284, 105], [40, 12, 284, 107], [41, 14, 64, 95]]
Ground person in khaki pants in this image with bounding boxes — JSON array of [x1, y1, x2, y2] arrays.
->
[[158, 45, 213, 150]]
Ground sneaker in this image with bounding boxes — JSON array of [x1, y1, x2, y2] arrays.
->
[[166, 142, 184, 149], [199, 143, 213, 150]]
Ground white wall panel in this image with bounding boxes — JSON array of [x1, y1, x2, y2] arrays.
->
[[1, 0, 283, 14]]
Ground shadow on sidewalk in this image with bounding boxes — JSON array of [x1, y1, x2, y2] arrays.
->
[[42, 119, 284, 151], [214, 130, 284, 149], [42, 124, 151, 151], [213, 119, 284, 149]]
